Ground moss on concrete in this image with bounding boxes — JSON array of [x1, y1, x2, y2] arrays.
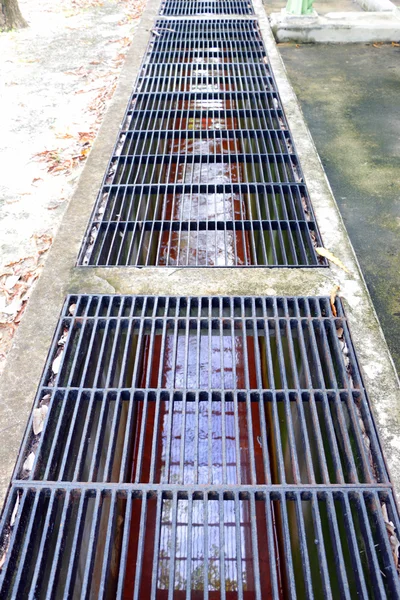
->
[[279, 42, 400, 370]]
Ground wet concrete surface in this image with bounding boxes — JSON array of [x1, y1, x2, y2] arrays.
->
[[279, 43, 400, 371]]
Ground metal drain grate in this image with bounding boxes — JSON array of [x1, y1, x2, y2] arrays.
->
[[160, 0, 254, 15], [1, 295, 399, 598], [78, 19, 326, 267], [14, 389, 386, 485]]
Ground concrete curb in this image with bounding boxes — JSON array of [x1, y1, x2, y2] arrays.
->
[[356, 0, 397, 12]]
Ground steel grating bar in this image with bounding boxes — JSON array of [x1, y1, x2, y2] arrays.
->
[[78, 19, 327, 267]]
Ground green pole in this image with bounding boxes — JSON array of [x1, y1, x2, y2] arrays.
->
[[285, 0, 314, 15]]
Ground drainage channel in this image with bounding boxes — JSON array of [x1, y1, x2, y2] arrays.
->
[[1, 0, 400, 598], [79, 17, 326, 267], [1, 295, 400, 598]]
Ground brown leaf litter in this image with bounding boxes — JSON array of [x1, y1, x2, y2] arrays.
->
[[0, 234, 52, 376], [0, 0, 146, 375], [32, 130, 96, 175], [330, 284, 340, 317], [382, 503, 400, 576]]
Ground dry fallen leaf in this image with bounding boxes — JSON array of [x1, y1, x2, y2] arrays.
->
[[330, 284, 340, 317], [0, 297, 23, 319], [52, 353, 63, 375], [315, 247, 350, 273], [4, 275, 20, 291], [55, 132, 74, 140], [0, 540, 9, 569], [58, 329, 69, 346], [32, 405, 49, 435], [41, 393, 51, 406], [392, 42, 400, 47], [373, 43, 383, 48], [382, 503, 400, 572], [69, 303, 77, 316], [47, 199, 66, 210], [23, 452, 35, 473], [34, 233, 53, 253]]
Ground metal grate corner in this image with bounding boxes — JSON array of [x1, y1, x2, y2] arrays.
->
[[1, 295, 399, 598], [78, 19, 327, 267]]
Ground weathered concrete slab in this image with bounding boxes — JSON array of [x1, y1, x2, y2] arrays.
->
[[270, 9, 400, 42]]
